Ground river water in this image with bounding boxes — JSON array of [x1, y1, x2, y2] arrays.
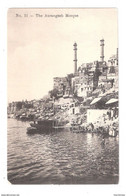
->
[[7, 119, 119, 184]]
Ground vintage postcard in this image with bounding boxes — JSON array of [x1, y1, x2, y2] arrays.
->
[[7, 8, 119, 184]]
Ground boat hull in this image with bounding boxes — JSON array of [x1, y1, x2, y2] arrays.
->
[[27, 126, 56, 134]]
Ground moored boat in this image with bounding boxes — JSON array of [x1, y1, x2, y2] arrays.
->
[[27, 127, 38, 134], [27, 119, 65, 134]]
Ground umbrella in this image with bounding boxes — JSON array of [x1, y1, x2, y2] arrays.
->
[[90, 97, 101, 105], [100, 88, 118, 97], [105, 98, 118, 104]]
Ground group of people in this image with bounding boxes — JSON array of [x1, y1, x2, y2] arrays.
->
[[107, 107, 118, 120]]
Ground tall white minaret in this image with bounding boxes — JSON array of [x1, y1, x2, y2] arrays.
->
[[73, 42, 77, 75], [100, 39, 105, 62]]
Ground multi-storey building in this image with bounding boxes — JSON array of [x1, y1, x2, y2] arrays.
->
[[52, 40, 118, 100], [72, 61, 100, 99], [53, 76, 71, 97]]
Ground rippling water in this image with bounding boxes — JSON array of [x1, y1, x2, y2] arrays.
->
[[7, 119, 119, 184]]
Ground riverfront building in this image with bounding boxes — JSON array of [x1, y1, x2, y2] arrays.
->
[[53, 76, 71, 98], [8, 39, 118, 118], [52, 39, 118, 101]]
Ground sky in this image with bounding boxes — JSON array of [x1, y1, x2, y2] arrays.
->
[[8, 8, 118, 102]]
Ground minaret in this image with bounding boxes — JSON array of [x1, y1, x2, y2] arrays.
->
[[100, 39, 105, 62], [73, 42, 77, 75]]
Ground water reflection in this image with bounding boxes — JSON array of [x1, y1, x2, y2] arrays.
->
[[8, 119, 119, 184], [87, 132, 93, 144]]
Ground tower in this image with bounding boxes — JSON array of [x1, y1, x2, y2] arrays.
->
[[100, 39, 105, 62], [73, 42, 77, 75]]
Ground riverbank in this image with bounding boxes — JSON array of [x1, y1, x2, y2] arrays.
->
[[8, 108, 119, 138], [8, 95, 119, 138]]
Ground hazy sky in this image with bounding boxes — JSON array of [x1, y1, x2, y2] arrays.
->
[[8, 8, 118, 102]]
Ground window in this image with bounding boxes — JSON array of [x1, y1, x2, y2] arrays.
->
[[81, 88, 83, 92]]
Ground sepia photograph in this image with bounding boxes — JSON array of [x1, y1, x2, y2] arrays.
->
[[7, 8, 119, 184]]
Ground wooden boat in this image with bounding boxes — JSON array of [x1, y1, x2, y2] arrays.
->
[[27, 119, 65, 134], [27, 127, 38, 134]]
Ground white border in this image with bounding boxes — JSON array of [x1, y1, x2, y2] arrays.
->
[[0, 1, 126, 196]]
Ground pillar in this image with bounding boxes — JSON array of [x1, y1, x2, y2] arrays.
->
[[100, 39, 104, 62], [73, 42, 77, 75]]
